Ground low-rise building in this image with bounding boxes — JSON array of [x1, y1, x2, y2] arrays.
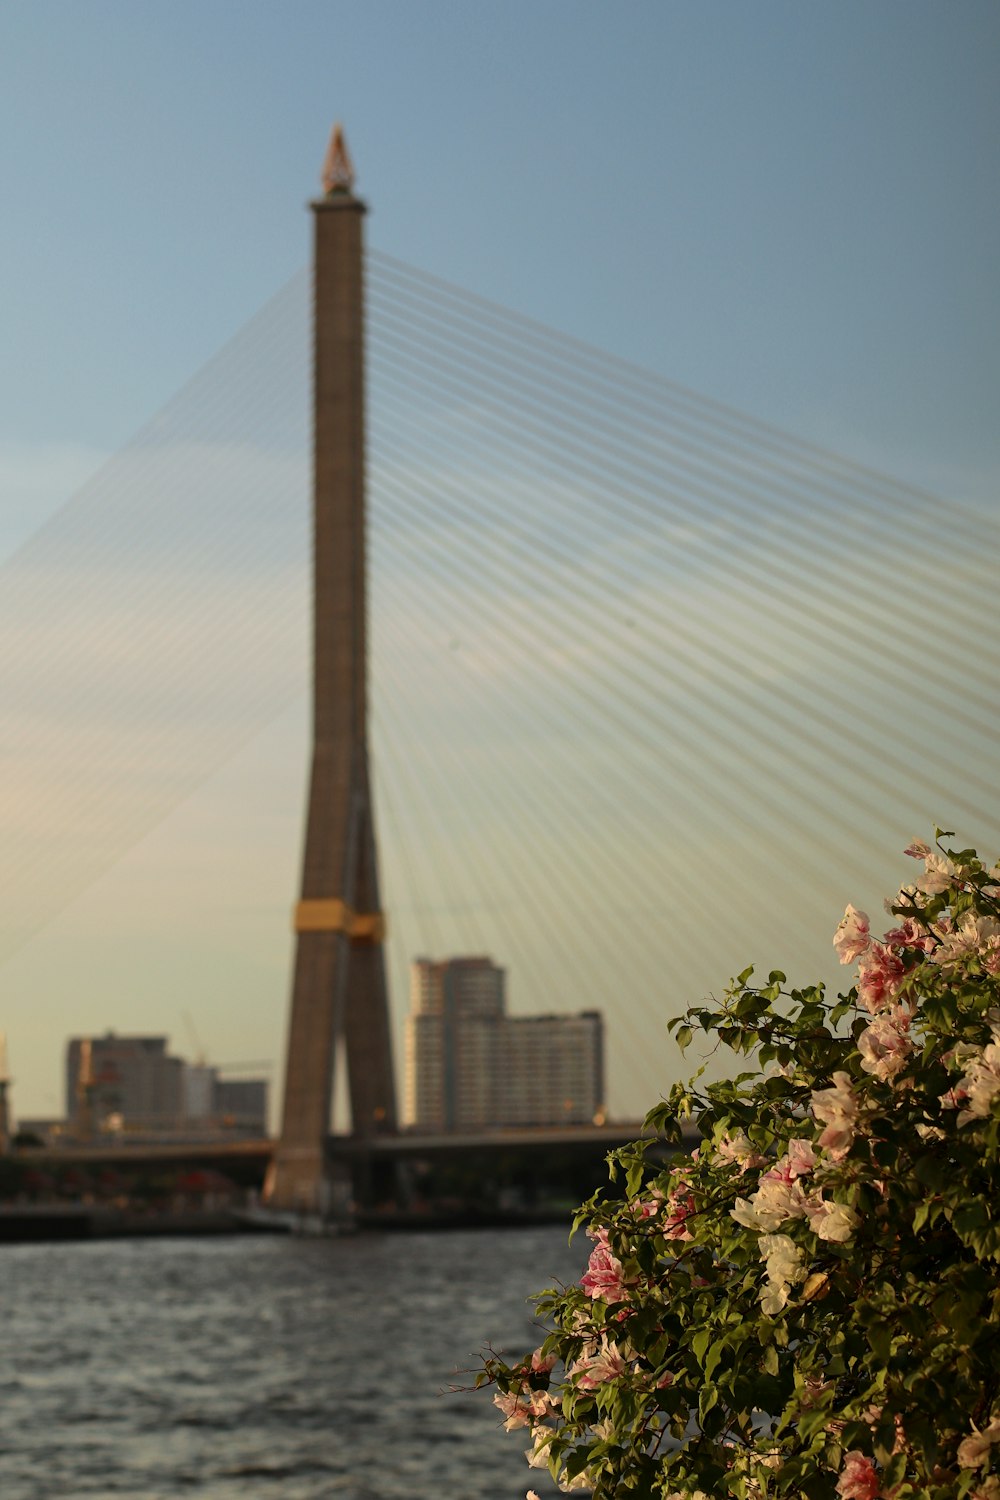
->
[[66, 1034, 183, 1133], [65, 1034, 268, 1138]]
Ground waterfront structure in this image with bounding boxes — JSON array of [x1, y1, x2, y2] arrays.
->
[[404, 957, 604, 1131], [266, 127, 396, 1212]]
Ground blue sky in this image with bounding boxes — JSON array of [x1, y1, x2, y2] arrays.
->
[[2, 1, 998, 484], [1, 1, 998, 1122]]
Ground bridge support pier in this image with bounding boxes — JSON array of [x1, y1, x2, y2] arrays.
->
[[266, 127, 397, 1215]]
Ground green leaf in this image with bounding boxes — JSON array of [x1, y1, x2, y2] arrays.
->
[[703, 1338, 726, 1382], [690, 1327, 712, 1367], [866, 1320, 891, 1365], [674, 1024, 693, 1053], [698, 1382, 719, 1421]]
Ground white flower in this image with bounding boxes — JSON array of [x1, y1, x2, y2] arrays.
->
[[888, 881, 929, 917], [732, 1196, 770, 1232], [558, 1472, 593, 1493], [758, 1232, 806, 1314], [760, 1232, 806, 1283], [917, 851, 956, 894], [956, 1034, 1000, 1125], [761, 1174, 814, 1225], [760, 1282, 790, 1316], [525, 1427, 556, 1470], [808, 1198, 859, 1243], [958, 1415, 1000, 1469]]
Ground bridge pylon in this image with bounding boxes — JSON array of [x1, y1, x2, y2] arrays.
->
[[265, 126, 397, 1214]]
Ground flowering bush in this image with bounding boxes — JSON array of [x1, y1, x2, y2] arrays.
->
[[484, 835, 1000, 1499]]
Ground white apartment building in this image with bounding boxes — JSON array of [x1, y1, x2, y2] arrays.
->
[[404, 956, 604, 1131], [499, 1011, 604, 1127]]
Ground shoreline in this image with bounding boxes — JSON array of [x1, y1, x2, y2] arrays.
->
[[0, 1200, 577, 1243]]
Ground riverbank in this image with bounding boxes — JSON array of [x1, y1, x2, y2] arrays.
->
[[0, 1199, 580, 1242], [0, 1202, 270, 1243]]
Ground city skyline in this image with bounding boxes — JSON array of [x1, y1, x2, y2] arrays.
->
[[1, 3, 998, 1123]]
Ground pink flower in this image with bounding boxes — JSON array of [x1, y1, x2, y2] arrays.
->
[[903, 839, 932, 860], [713, 1131, 767, 1170], [662, 1178, 696, 1241], [834, 905, 871, 965], [784, 1137, 818, 1178], [857, 943, 906, 1014], [572, 1336, 628, 1388], [930, 914, 1000, 972], [836, 1450, 880, 1500], [530, 1345, 557, 1374], [630, 1189, 664, 1220], [579, 1228, 628, 1301], [882, 917, 933, 954], [494, 1387, 555, 1430], [858, 1006, 913, 1083], [733, 1143, 821, 1230], [811, 1071, 859, 1161]]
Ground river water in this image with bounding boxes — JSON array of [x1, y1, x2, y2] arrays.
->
[[0, 1226, 586, 1500]]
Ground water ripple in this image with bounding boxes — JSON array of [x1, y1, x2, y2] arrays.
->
[[0, 1227, 584, 1499]]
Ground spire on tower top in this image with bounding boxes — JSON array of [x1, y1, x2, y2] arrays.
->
[[321, 123, 356, 196]]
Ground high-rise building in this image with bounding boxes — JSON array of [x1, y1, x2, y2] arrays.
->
[[404, 958, 604, 1131], [405, 957, 505, 1130]]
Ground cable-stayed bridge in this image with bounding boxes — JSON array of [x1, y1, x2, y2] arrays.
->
[[1, 232, 998, 1148]]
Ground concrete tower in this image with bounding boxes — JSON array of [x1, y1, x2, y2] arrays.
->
[[266, 127, 397, 1212]]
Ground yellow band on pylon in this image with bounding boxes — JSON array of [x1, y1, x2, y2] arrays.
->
[[294, 899, 386, 942]]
